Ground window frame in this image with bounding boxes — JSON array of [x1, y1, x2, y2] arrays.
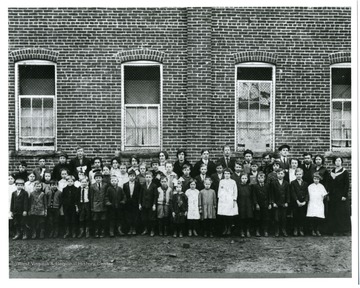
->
[[330, 62, 351, 151], [234, 62, 276, 152], [121, 60, 163, 151], [15, 59, 57, 151]]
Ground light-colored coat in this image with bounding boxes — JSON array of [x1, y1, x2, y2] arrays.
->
[[217, 178, 238, 216]]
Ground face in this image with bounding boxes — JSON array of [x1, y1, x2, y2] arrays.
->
[[110, 178, 118, 187], [102, 166, 110, 175], [160, 178, 168, 188], [223, 146, 231, 157], [224, 171, 231, 179], [67, 178, 74, 186], [159, 153, 166, 162], [277, 171, 285, 180], [280, 148, 289, 157], [39, 159, 45, 167], [44, 173, 51, 182], [120, 165, 127, 174], [139, 165, 146, 174], [59, 156, 67, 164], [178, 152, 185, 162], [19, 165, 26, 172], [251, 165, 258, 172], [131, 158, 138, 167], [240, 174, 248, 184], [313, 177, 320, 184], [263, 155, 270, 164], [295, 171, 303, 180], [152, 163, 159, 171], [35, 183, 42, 190], [9, 176, 15, 185], [176, 185, 182, 192], [216, 166, 223, 174], [50, 183, 57, 191], [200, 166, 207, 175], [202, 151, 209, 160], [304, 155, 312, 164], [335, 158, 342, 167], [28, 174, 35, 182], [16, 182, 24, 190], [61, 170, 68, 179], [145, 174, 153, 183], [165, 163, 173, 173], [291, 160, 298, 169], [112, 160, 119, 169], [257, 175, 265, 183], [78, 173, 85, 180], [77, 148, 84, 157], [315, 156, 323, 166], [244, 153, 252, 162], [183, 167, 190, 176], [273, 163, 280, 171], [95, 176, 102, 184], [129, 174, 136, 182], [94, 159, 101, 168], [204, 180, 211, 189], [190, 181, 196, 189], [234, 164, 243, 173]]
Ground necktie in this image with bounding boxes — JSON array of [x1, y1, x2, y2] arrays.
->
[[81, 188, 85, 203], [226, 157, 229, 166], [98, 183, 101, 190]]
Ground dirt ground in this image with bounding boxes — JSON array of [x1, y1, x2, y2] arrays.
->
[[9, 235, 351, 278]]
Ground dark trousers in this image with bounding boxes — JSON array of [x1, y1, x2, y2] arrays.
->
[[273, 206, 287, 230], [47, 208, 60, 233], [293, 205, 307, 228], [239, 217, 252, 231], [64, 206, 78, 231], [141, 207, 156, 231], [187, 219, 199, 231], [173, 223, 184, 235], [202, 219, 215, 233], [254, 207, 269, 231], [158, 217, 169, 233], [13, 214, 26, 235], [78, 202, 91, 228], [308, 216, 322, 231], [30, 215, 45, 235], [107, 206, 125, 231]]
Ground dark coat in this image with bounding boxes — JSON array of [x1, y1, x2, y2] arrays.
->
[[173, 160, 193, 178], [195, 175, 207, 191], [105, 185, 126, 209], [171, 192, 188, 224], [69, 156, 92, 178], [270, 179, 290, 207], [237, 183, 254, 219], [62, 185, 80, 208], [290, 180, 309, 206], [123, 181, 141, 209], [33, 166, 47, 181], [278, 157, 290, 171], [10, 189, 29, 214], [46, 188, 62, 209], [217, 156, 236, 172], [300, 163, 315, 184], [210, 172, 224, 194], [310, 165, 330, 189], [252, 183, 270, 209], [15, 171, 28, 182], [139, 182, 158, 209], [89, 182, 107, 212], [191, 159, 216, 178]]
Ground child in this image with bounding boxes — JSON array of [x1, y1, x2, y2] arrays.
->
[[290, 168, 308, 236], [90, 172, 107, 238], [10, 178, 28, 240], [172, 182, 188, 238], [136, 162, 147, 186], [252, 172, 271, 237], [89, 157, 103, 184], [33, 157, 47, 181], [110, 157, 122, 182], [200, 178, 217, 237], [306, 172, 327, 236], [62, 175, 80, 238], [217, 169, 238, 235], [58, 169, 69, 192], [139, 171, 158, 236], [41, 170, 52, 194], [157, 176, 172, 236], [77, 178, 91, 238], [243, 149, 254, 174], [237, 174, 254, 237], [128, 155, 140, 176], [15, 161, 28, 183], [74, 169, 86, 188], [185, 179, 201, 236], [248, 162, 259, 185], [231, 161, 243, 187], [29, 181, 47, 239], [52, 152, 70, 181], [46, 180, 62, 238], [178, 164, 192, 192], [123, 170, 141, 235], [266, 160, 281, 185], [164, 161, 178, 190], [118, 163, 130, 188], [287, 158, 299, 184], [195, 164, 208, 192], [151, 160, 165, 187], [210, 162, 224, 194], [105, 176, 127, 237], [102, 165, 112, 185], [270, 168, 290, 237], [24, 172, 36, 196]]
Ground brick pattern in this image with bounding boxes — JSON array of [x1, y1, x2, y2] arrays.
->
[[9, 48, 59, 62], [116, 49, 165, 63], [233, 51, 278, 64], [329, 51, 351, 64]]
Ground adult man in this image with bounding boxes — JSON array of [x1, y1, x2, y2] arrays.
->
[[300, 152, 315, 184], [217, 145, 236, 172], [69, 146, 92, 179]]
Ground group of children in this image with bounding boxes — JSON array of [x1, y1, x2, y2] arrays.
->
[[9, 145, 331, 240]]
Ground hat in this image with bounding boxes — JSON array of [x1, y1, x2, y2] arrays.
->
[[313, 172, 323, 180], [94, 171, 103, 178], [58, 151, 68, 158], [278, 144, 290, 151], [15, 178, 25, 184]]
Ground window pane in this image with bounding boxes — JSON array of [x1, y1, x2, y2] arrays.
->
[[237, 67, 272, 80], [332, 68, 351, 99], [19, 65, 55, 95], [124, 66, 160, 104]]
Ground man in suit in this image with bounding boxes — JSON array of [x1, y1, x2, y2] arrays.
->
[[300, 152, 315, 184], [33, 157, 47, 181], [217, 145, 236, 173], [10, 178, 29, 240], [192, 149, 217, 178], [278, 144, 291, 173], [123, 170, 141, 235], [69, 146, 92, 179]]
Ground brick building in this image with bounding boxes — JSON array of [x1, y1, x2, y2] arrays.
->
[[8, 7, 352, 188]]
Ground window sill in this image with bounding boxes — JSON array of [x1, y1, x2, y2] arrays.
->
[[10, 150, 57, 157], [324, 150, 352, 159], [118, 149, 160, 159]]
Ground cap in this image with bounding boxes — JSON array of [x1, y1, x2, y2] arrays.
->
[[94, 171, 103, 178], [278, 144, 290, 151]]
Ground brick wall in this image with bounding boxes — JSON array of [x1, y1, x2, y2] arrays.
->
[[8, 7, 351, 187]]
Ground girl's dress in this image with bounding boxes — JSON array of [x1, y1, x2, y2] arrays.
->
[[307, 183, 327, 218], [217, 178, 238, 216], [185, 188, 201, 220], [237, 183, 253, 219], [200, 188, 217, 220], [172, 193, 188, 224], [25, 181, 35, 196]]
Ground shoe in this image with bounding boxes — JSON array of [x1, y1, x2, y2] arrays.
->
[[209, 232, 214, 238], [94, 229, 99, 238], [141, 229, 148, 236], [22, 234, 28, 240], [53, 229, 58, 238], [32, 231, 37, 240], [193, 230, 198, 236], [316, 230, 322, 237], [246, 230, 251, 238], [72, 229, 76, 238], [132, 230, 137, 235], [255, 229, 260, 237], [203, 232, 207, 237], [109, 231, 115, 237], [78, 228, 84, 238], [299, 229, 304, 236], [293, 229, 298, 236], [100, 231, 105, 238], [117, 227, 124, 236], [40, 229, 45, 239], [85, 228, 90, 238], [240, 231, 245, 238], [222, 228, 227, 236], [264, 231, 268, 237], [159, 231, 163, 236], [150, 230, 155, 237], [164, 228, 168, 236], [188, 230, 192, 237], [173, 233, 177, 238], [48, 231, 53, 238], [312, 230, 317, 236], [226, 228, 231, 235], [179, 232, 183, 238], [282, 230, 288, 237], [12, 233, 21, 240]]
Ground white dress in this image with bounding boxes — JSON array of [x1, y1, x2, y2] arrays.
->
[[185, 188, 200, 220], [217, 179, 238, 216], [307, 183, 327, 218]]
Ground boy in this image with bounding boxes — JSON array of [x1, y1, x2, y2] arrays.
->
[[192, 149, 217, 178], [150, 160, 165, 187], [210, 162, 224, 194], [10, 178, 28, 240], [266, 159, 281, 185], [195, 164, 208, 191], [178, 164, 192, 192], [243, 149, 253, 174], [136, 162, 147, 186], [157, 176, 172, 236], [46, 180, 62, 238], [77, 177, 91, 238], [164, 161, 178, 190], [252, 172, 271, 237], [278, 144, 291, 173], [139, 171, 158, 236], [58, 168, 69, 192], [90, 171, 107, 238], [24, 172, 36, 196], [15, 161, 28, 183], [33, 157, 47, 181], [52, 152, 70, 181], [248, 162, 259, 185], [62, 175, 80, 238], [123, 170, 141, 235], [69, 146, 92, 179], [259, 152, 273, 177], [89, 157, 103, 184], [105, 176, 127, 237], [270, 168, 290, 237], [290, 168, 308, 236], [301, 152, 315, 184], [29, 181, 47, 239], [118, 163, 129, 188], [171, 181, 188, 238]]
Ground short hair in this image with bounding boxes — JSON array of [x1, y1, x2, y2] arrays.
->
[[234, 160, 243, 166], [290, 158, 300, 165], [165, 161, 173, 167], [250, 162, 259, 166], [257, 171, 266, 178], [313, 154, 325, 164], [182, 164, 191, 170], [200, 149, 210, 155], [313, 172, 323, 180], [92, 157, 103, 165], [303, 152, 313, 158], [66, 175, 75, 181], [110, 175, 119, 180], [262, 152, 271, 158], [20, 160, 27, 167], [38, 156, 46, 161], [103, 164, 111, 170], [43, 169, 52, 175], [204, 177, 212, 183], [34, 180, 42, 185], [80, 177, 89, 182], [200, 163, 208, 169], [189, 178, 197, 184], [332, 156, 344, 164], [139, 162, 147, 168], [222, 144, 231, 151], [223, 168, 232, 174], [128, 170, 136, 176], [176, 148, 187, 158], [49, 179, 58, 186], [119, 162, 127, 168], [130, 155, 140, 164], [243, 149, 253, 157], [215, 162, 224, 168], [151, 160, 160, 166], [176, 180, 183, 187], [276, 168, 284, 173], [160, 176, 168, 182], [295, 168, 304, 174], [60, 168, 69, 174], [145, 171, 153, 177], [240, 173, 248, 178], [159, 151, 169, 159]]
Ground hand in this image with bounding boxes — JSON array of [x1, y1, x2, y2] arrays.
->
[[341, 197, 346, 201], [152, 204, 156, 211], [10, 212, 13, 218], [172, 212, 175, 218], [185, 211, 187, 216], [268, 204, 272, 210], [44, 212, 47, 217], [255, 204, 260, 211], [284, 203, 288, 208], [139, 204, 142, 210], [75, 206, 79, 213], [273, 203, 278, 208], [296, 200, 301, 207], [22, 211, 27, 217], [156, 174, 161, 180]]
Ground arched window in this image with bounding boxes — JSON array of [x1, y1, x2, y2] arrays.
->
[[121, 61, 162, 150]]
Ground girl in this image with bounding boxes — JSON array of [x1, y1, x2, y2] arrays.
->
[[185, 179, 201, 236], [157, 176, 172, 236], [217, 168, 238, 236], [311, 154, 330, 188], [136, 162, 147, 186], [327, 157, 351, 236], [58, 169, 69, 192], [172, 182, 188, 238], [200, 178, 216, 237], [24, 172, 36, 196], [41, 170, 52, 194], [306, 172, 327, 236], [128, 155, 140, 176], [158, 151, 168, 174], [102, 165, 112, 185], [237, 173, 254, 237]]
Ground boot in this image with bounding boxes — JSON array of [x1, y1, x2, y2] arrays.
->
[[240, 229, 245, 238], [117, 226, 124, 236], [316, 230, 322, 236], [72, 228, 77, 238], [85, 227, 90, 238], [264, 229, 269, 237], [209, 231, 214, 238], [255, 228, 260, 237], [12, 229, 21, 240], [312, 230, 317, 236], [100, 229, 105, 238], [78, 228, 84, 238], [193, 229, 198, 236], [274, 226, 279, 237], [22, 228, 28, 240], [299, 227, 304, 236], [63, 227, 70, 239], [293, 228, 298, 236], [188, 229, 192, 237], [179, 231, 183, 238], [109, 227, 114, 237], [53, 228, 58, 238], [150, 229, 155, 237], [141, 228, 148, 236], [40, 229, 45, 239], [158, 225, 163, 236], [246, 229, 251, 238], [203, 231, 207, 237], [32, 229, 37, 239], [282, 229, 288, 237]]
